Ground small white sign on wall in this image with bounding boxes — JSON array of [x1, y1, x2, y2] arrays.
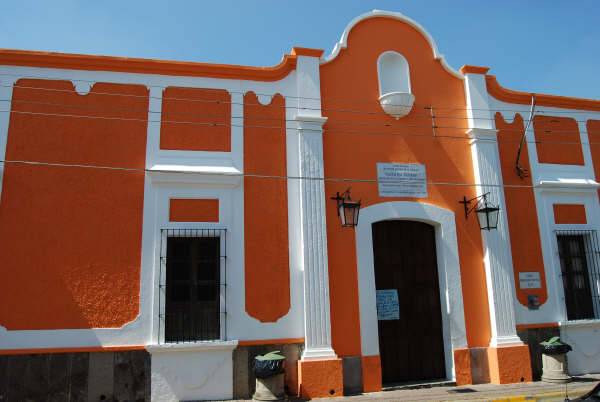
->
[[519, 272, 542, 289], [377, 163, 428, 198], [376, 289, 400, 320]]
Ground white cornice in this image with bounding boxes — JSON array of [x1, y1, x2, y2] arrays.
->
[[538, 179, 600, 191], [294, 114, 328, 131], [320, 10, 463, 79], [147, 340, 238, 354], [467, 128, 499, 143]]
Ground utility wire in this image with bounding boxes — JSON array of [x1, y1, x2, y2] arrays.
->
[[1, 79, 599, 115], [0, 158, 591, 191], [516, 94, 536, 179], [0, 109, 597, 147], [4, 96, 599, 127]]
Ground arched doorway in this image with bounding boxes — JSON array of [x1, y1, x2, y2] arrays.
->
[[372, 220, 446, 383]]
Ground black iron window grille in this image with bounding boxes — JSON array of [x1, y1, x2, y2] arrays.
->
[[556, 230, 600, 320], [159, 229, 227, 343]]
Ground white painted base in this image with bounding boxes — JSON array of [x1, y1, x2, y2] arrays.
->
[[489, 335, 525, 348], [560, 321, 600, 375], [148, 342, 237, 401], [301, 346, 337, 360]]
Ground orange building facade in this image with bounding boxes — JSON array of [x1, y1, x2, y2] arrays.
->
[[0, 10, 599, 400]]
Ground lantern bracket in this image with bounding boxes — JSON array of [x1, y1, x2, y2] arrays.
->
[[331, 188, 361, 227], [460, 192, 489, 219], [459, 192, 500, 230]]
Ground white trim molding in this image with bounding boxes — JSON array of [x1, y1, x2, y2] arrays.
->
[[468, 129, 522, 347], [355, 201, 467, 381], [0, 77, 16, 202], [321, 10, 463, 79], [296, 114, 336, 360]]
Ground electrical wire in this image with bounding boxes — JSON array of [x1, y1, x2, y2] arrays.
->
[[0, 158, 588, 191], [516, 94, 536, 178], [4, 95, 599, 128], [0, 108, 597, 148], [1, 78, 599, 116]]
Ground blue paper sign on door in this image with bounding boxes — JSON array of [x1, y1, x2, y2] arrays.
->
[[376, 289, 399, 320]]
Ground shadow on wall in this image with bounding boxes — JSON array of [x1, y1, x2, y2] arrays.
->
[[233, 343, 304, 398], [517, 327, 560, 380]]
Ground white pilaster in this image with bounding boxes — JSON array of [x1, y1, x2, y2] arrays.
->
[[0, 77, 16, 201], [145, 86, 163, 169], [464, 72, 523, 347], [294, 54, 336, 360]]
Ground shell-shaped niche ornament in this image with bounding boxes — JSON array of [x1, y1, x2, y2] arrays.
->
[[377, 51, 415, 119]]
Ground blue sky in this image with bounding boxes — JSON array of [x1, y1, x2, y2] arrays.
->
[[1, 1, 598, 100]]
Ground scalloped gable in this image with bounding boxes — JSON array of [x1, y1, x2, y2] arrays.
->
[[321, 10, 463, 79]]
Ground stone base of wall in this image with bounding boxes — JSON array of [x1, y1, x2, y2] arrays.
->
[[0, 350, 150, 402], [232, 342, 303, 399], [518, 326, 560, 380]]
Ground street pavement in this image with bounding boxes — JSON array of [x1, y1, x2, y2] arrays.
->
[[304, 374, 600, 402]]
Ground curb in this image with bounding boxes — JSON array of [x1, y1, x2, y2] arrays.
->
[[445, 389, 586, 401], [488, 390, 584, 401]]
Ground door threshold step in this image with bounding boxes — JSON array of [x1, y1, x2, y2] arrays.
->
[[382, 379, 456, 392]]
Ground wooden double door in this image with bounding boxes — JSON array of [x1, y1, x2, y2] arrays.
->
[[372, 220, 446, 384]]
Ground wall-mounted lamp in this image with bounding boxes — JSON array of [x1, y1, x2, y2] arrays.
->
[[332, 188, 361, 227], [459, 192, 500, 231]]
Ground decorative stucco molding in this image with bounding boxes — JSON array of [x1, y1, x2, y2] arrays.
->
[[321, 10, 463, 79]]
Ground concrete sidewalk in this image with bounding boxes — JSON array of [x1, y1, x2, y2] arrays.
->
[[304, 374, 600, 401]]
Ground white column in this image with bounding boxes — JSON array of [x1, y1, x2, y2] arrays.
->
[[464, 72, 523, 347], [294, 54, 336, 359], [0, 77, 16, 201], [145, 86, 163, 169]]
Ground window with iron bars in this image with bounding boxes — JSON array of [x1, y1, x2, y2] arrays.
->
[[556, 230, 600, 320], [159, 229, 227, 343]]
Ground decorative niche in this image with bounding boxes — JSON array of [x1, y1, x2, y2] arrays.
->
[[377, 51, 414, 119]]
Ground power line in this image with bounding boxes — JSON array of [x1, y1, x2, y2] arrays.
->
[[1, 78, 599, 115], [5, 96, 599, 127], [0, 108, 598, 148], [0, 158, 589, 191]]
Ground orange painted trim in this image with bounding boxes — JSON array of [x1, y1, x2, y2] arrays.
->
[[291, 47, 324, 58], [361, 355, 382, 392], [459, 65, 490, 75], [238, 338, 305, 346], [0, 345, 147, 355], [486, 75, 600, 111], [553, 204, 587, 224], [169, 198, 219, 222], [0, 48, 298, 82], [516, 322, 559, 331]]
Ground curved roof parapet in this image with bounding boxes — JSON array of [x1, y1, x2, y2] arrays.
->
[[486, 75, 600, 111], [0, 48, 298, 82], [320, 9, 463, 79]]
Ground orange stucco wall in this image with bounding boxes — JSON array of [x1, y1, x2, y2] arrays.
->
[[0, 79, 148, 330], [298, 358, 343, 398], [361, 355, 382, 392], [453, 348, 472, 386], [320, 16, 491, 356], [553, 204, 587, 224], [160, 87, 231, 151], [243, 92, 290, 322], [495, 113, 548, 306], [487, 345, 532, 384], [534, 115, 584, 165], [169, 198, 219, 222]]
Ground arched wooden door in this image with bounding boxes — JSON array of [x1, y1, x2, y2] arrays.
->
[[372, 220, 446, 384]]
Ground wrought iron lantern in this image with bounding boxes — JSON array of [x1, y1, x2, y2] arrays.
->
[[459, 192, 500, 231], [332, 188, 361, 227]]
